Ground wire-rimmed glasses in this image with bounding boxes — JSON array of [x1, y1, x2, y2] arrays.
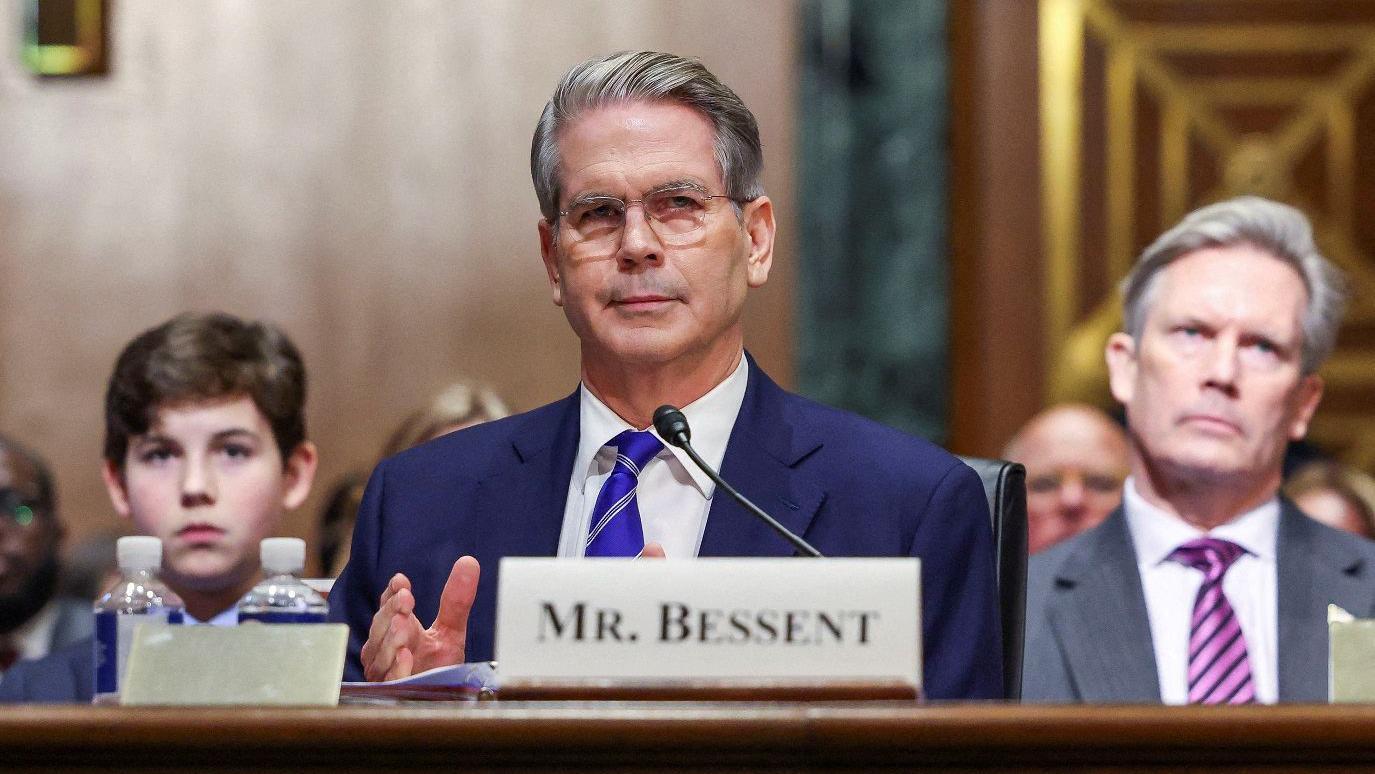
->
[[557, 184, 748, 251]]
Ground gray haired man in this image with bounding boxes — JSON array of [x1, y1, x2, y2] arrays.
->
[[1024, 196, 1375, 704], [334, 51, 1002, 699]]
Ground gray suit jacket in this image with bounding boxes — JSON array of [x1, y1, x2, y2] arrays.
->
[[46, 596, 94, 653], [1023, 501, 1375, 702]]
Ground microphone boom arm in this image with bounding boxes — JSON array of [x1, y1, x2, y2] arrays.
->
[[653, 403, 823, 558], [676, 440, 824, 558]]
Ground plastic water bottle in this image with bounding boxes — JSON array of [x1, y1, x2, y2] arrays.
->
[[92, 536, 184, 703], [237, 538, 328, 623]]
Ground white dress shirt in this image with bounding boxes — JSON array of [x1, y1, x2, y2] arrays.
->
[[556, 354, 749, 559], [12, 600, 61, 661], [1122, 477, 1279, 704]]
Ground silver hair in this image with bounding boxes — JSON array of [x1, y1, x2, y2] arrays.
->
[[530, 51, 764, 222], [1120, 196, 1348, 374]]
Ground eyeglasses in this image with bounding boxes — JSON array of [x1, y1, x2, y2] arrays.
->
[[0, 488, 42, 530], [1026, 471, 1123, 496], [557, 184, 749, 251]]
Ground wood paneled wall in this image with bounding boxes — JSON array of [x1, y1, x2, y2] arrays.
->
[[948, 0, 1045, 458], [0, 0, 798, 567]]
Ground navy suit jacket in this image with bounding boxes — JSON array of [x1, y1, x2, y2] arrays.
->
[[331, 360, 1002, 699], [0, 638, 92, 703], [0, 597, 97, 703]]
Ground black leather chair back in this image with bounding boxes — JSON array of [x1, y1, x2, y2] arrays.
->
[[957, 456, 1027, 700]]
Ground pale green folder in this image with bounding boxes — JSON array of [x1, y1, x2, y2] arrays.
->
[[121, 623, 348, 706], [1328, 605, 1375, 703]]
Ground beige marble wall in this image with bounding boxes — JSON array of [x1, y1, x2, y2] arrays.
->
[[0, 0, 798, 564]]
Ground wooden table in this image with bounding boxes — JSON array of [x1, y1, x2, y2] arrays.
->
[[4, 702, 1375, 771]]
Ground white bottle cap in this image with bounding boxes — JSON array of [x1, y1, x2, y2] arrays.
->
[[260, 537, 306, 576], [116, 536, 162, 572]]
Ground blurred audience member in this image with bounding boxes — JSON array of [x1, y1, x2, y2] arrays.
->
[[1285, 461, 1375, 539], [381, 383, 509, 457], [0, 436, 92, 676], [1003, 404, 1129, 554], [317, 475, 365, 578], [318, 383, 508, 577]]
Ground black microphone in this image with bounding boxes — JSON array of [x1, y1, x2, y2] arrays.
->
[[653, 405, 823, 558]]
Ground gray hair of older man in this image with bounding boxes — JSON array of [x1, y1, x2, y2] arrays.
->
[[1120, 196, 1348, 374], [530, 50, 764, 223]]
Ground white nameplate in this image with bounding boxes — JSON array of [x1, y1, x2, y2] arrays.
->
[[495, 558, 920, 688], [120, 624, 348, 706]]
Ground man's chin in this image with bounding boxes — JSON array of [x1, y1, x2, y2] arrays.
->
[[1155, 451, 1258, 485], [595, 331, 692, 364]]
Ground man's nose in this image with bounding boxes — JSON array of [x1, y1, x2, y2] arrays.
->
[[616, 204, 663, 267], [1203, 335, 1241, 392], [1058, 474, 1087, 511], [180, 458, 216, 507]]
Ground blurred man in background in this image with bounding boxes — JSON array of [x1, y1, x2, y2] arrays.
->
[[1025, 196, 1375, 704], [0, 437, 91, 678], [1284, 461, 1375, 540], [1003, 404, 1129, 554]]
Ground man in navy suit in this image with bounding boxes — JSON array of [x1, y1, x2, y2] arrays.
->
[[332, 51, 1001, 700]]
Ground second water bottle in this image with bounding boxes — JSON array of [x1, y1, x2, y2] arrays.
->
[[237, 537, 328, 623]]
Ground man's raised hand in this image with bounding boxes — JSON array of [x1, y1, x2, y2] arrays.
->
[[359, 556, 480, 682]]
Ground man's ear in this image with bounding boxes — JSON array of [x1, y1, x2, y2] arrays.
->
[[538, 219, 563, 307], [280, 441, 319, 511], [101, 460, 132, 520], [1105, 332, 1139, 406], [742, 196, 775, 288], [1287, 373, 1325, 441]]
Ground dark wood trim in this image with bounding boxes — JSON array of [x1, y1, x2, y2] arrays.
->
[[948, 0, 981, 454], [5, 704, 1375, 771]]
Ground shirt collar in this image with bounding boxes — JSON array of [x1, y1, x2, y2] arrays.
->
[[1122, 476, 1280, 567], [184, 605, 239, 627], [572, 353, 749, 497]]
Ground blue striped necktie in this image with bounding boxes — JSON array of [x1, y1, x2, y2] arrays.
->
[[585, 430, 663, 557]]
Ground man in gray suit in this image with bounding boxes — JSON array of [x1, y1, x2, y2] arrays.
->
[[1024, 196, 1375, 704]]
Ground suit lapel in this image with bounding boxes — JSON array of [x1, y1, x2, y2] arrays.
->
[[698, 359, 825, 557], [470, 390, 581, 560], [49, 598, 90, 651], [1276, 501, 1367, 702], [1049, 509, 1162, 701]]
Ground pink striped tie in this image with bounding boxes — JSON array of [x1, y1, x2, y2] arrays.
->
[[1170, 538, 1256, 705]]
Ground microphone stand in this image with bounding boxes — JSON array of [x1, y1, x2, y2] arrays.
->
[[654, 405, 823, 558]]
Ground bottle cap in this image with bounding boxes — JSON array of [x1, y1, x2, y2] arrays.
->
[[116, 536, 162, 572], [260, 537, 306, 575]]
